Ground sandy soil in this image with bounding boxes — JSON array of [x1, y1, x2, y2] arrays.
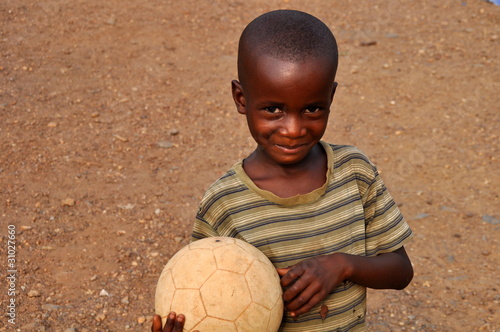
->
[[0, 0, 499, 331]]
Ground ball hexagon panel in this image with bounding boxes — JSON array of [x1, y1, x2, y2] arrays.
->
[[200, 270, 252, 321], [235, 239, 271, 265], [194, 316, 237, 331], [170, 289, 206, 331], [235, 302, 273, 332], [213, 242, 255, 274], [171, 248, 217, 289], [164, 244, 191, 270], [245, 259, 282, 310]]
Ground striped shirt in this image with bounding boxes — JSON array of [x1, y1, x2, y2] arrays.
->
[[191, 141, 413, 331]]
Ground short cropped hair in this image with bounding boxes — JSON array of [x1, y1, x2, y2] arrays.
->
[[238, 10, 338, 76]]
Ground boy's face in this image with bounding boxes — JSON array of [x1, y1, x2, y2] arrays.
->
[[232, 55, 337, 166]]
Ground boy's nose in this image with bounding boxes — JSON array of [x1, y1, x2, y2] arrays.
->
[[280, 115, 306, 138]]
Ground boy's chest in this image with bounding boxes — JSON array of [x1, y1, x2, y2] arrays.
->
[[253, 169, 326, 198], [226, 195, 367, 268]]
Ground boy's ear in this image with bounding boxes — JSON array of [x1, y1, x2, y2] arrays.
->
[[231, 80, 247, 114], [330, 82, 338, 101]]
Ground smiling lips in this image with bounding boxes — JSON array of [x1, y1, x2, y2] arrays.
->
[[275, 143, 307, 152]]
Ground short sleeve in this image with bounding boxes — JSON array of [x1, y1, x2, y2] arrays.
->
[[190, 210, 220, 243], [362, 165, 413, 256]]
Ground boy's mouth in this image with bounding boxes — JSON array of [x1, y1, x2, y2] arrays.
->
[[275, 143, 307, 152]]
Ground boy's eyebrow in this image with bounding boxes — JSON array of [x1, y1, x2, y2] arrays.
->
[[254, 100, 329, 109], [255, 100, 284, 106]]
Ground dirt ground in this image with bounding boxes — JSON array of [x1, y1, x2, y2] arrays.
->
[[0, 0, 498, 331]]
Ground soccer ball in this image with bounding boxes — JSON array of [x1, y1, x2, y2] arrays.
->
[[155, 237, 284, 332]]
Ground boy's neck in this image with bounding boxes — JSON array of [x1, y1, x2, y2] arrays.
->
[[242, 143, 328, 198]]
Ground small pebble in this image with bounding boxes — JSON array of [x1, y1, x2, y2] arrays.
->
[[114, 134, 128, 142], [137, 316, 146, 324], [481, 250, 491, 256], [28, 290, 41, 297], [95, 313, 106, 322], [385, 33, 400, 38], [42, 304, 61, 311], [121, 296, 130, 305], [64, 328, 77, 332], [482, 215, 500, 225], [440, 206, 458, 212], [118, 204, 135, 210], [158, 141, 174, 148], [61, 198, 75, 207], [169, 129, 179, 136], [99, 289, 109, 297], [413, 213, 430, 220], [47, 122, 58, 128], [21, 322, 39, 330], [106, 16, 116, 25]]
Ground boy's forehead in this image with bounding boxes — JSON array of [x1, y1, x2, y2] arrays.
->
[[238, 55, 337, 103], [240, 52, 336, 84]]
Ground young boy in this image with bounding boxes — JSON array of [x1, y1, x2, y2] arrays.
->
[[153, 9, 413, 332]]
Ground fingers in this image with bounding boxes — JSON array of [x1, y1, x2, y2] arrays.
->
[[285, 277, 322, 308], [163, 312, 186, 332], [172, 314, 186, 332], [151, 314, 163, 332], [288, 291, 325, 318], [279, 265, 304, 287], [276, 267, 291, 276]]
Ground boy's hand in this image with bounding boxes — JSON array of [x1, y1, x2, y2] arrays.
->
[[277, 254, 346, 318], [151, 312, 199, 332], [276, 247, 413, 318]]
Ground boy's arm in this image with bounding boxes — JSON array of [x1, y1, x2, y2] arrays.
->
[[277, 246, 413, 318], [342, 246, 413, 289]]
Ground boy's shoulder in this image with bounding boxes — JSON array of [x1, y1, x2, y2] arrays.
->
[[199, 162, 244, 202], [321, 142, 375, 169]]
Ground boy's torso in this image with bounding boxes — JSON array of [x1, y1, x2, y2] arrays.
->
[[192, 142, 412, 331]]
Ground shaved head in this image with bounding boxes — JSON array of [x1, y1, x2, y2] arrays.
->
[[237, 10, 338, 83]]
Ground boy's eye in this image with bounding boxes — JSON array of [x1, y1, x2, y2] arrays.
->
[[264, 106, 281, 113], [305, 107, 321, 113]]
